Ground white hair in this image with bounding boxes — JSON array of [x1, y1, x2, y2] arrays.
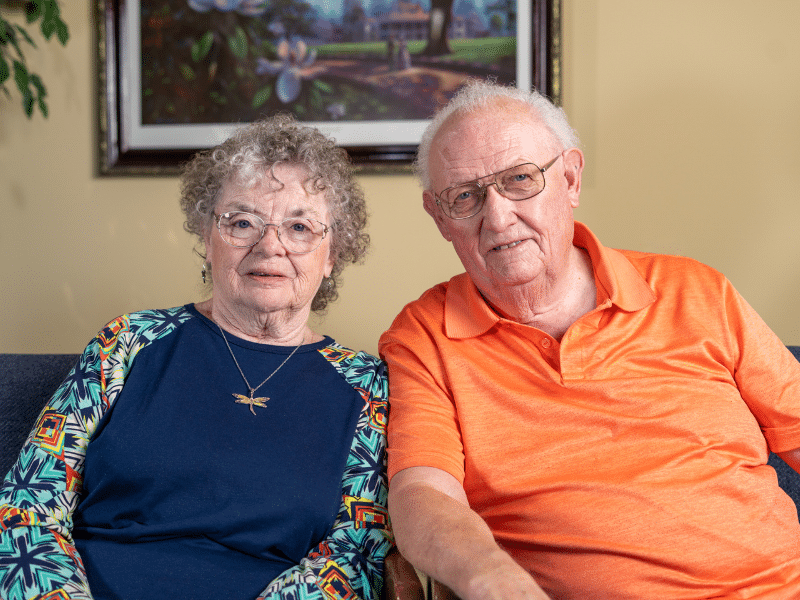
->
[[414, 80, 580, 190]]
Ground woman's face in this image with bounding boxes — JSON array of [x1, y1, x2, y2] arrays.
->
[[204, 163, 335, 323]]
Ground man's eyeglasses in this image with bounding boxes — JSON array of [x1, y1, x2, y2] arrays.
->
[[435, 154, 562, 220], [213, 212, 329, 254]]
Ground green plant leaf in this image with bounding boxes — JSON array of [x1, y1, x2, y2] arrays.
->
[[209, 90, 227, 105], [179, 63, 195, 81], [56, 20, 68, 45], [41, 18, 55, 40], [22, 87, 34, 117], [192, 31, 213, 62], [15, 23, 37, 48], [26, 1, 43, 24], [5, 27, 23, 59], [312, 80, 333, 94], [0, 17, 10, 44], [0, 56, 9, 84], [252, 85, 271, 108], [12, 60, 29, 94], [43, 0, 56, 27], [30, 73, 45, 97], [1, 0, 68, 118], [227, 26, 248, 60]]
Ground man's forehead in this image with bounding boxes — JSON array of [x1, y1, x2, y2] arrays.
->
[[430, 104, 555, 186]]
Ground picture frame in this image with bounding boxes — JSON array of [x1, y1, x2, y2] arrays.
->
[[96, 0, 562, 176]]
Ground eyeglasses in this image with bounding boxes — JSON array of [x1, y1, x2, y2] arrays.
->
[[435, 154, 562, 220], [213, 212, 330, 254]]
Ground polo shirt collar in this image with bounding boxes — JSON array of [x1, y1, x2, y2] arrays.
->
[[574, 222, 656, 313], [443, 221, 656, 339]]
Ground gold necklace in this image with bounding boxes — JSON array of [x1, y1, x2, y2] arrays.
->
[[216, 322, 304, 415]]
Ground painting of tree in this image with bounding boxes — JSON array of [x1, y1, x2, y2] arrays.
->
[[99, 0, 559, 172]]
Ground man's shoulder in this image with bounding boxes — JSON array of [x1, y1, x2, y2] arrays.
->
[[614, 247, 724, 277], [609, 248, 730, 300], [379, 275, 464, 348], [394, 275, 465, 317]]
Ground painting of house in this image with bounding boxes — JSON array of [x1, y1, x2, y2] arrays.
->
[[138, 0, 522, 125]]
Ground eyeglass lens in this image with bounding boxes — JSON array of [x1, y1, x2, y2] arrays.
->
[[218, 212, 326, 253], [441, 163, 547, 219]]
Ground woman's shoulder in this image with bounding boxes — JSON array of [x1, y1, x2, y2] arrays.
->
[[317, 340, 387, 394], [100, 304, 194, 334], [318, 340, 383, 370], [90, 305, 196, 355]]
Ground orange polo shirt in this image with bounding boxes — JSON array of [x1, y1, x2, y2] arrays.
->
[[380, 222, 800, 599]]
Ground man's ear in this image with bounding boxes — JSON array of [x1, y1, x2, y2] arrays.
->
[[562, 148, 585, 208], [423, 190, 452, 242]]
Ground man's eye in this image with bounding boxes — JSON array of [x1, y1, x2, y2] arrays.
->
[[454, 189, 474, 202]]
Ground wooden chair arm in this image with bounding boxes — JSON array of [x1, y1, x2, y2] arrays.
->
[[382, 547, 425, 600]]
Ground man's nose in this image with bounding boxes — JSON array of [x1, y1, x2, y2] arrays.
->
[[481, 184, 517, 230]]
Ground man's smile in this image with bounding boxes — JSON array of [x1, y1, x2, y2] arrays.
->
[[492, 240, 524, 252]]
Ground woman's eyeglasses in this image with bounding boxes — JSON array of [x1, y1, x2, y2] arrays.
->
[[214, 212, 329, 254]]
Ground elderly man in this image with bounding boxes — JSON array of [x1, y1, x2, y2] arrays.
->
[[378, 80, 800, 600]]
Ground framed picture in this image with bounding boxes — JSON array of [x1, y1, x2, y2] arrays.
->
[[96, 0, 562, 176]]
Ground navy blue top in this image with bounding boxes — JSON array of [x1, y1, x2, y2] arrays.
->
[[72, 305, 365, 600]]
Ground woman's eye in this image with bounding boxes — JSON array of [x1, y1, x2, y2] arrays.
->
[[232, 219, 252, 229], [291, 222, 309, 232]]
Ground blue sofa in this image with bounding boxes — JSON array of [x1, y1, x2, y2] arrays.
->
[[3, 349, 800, 491], [1, 350, 799, 600], [3, 349, 800, 502]]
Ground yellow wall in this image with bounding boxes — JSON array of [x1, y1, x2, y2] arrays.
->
[[1, 1, 799, 355]]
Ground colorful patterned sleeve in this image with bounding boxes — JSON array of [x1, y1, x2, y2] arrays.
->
[[0, 308, 190, 600], [256, 346, 394, 600]]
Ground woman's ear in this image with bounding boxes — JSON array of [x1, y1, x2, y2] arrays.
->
[[324, 248, 336, 279]]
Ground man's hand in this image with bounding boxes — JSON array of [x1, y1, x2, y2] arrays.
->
[[389, 467, 551, 600]]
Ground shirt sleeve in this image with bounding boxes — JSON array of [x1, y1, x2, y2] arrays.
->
[[0, 317, 129, 600], [0, 310, 185, 600], [256, 353, 394, 600], [723, 279, 800, 453], [378, 295, 467, 485]]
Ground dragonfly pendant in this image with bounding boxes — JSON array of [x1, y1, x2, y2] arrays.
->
[[232, 392, 269, 415]]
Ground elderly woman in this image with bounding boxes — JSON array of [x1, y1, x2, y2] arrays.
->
[[0, 115, 391, 600]]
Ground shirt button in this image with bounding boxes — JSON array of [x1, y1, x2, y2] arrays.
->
[[541, 338, 552, 348]]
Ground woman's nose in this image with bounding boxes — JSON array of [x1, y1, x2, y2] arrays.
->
[[253, 224, 286, 254]]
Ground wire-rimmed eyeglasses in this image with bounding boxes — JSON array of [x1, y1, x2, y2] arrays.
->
[[213, 212, 330, 254], [435, 154, 563, 220]]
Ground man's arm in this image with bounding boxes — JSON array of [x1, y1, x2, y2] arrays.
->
[[777, 448, 800, 473], [389, 466, 551, 600]]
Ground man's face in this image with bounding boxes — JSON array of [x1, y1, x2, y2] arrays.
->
[[423, 100, 583, 304]]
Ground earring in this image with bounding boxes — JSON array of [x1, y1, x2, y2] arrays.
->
[[201, 262, 208, 284]]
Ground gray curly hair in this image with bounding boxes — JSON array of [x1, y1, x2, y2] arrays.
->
[[179, 113, 369, 312], [414, 80, 580, 190]]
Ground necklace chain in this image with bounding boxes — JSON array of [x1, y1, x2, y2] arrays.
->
[[216, 322, 304, 414]]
